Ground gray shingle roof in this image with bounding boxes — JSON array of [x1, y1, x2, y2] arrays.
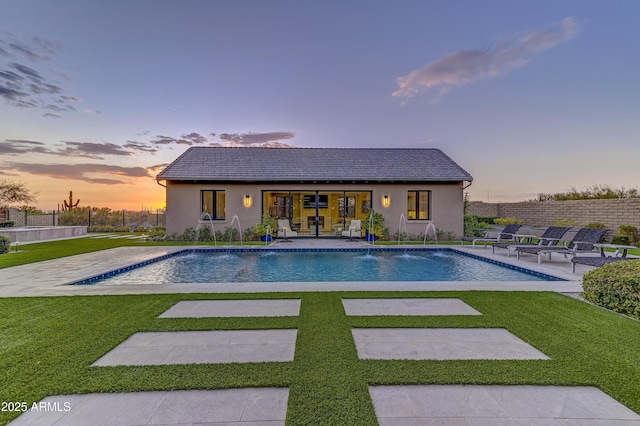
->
[[156, 147, 473, 182]]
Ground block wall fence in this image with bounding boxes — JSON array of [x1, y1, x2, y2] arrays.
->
[[468, 199, 640, 240], [0, 208, 59, 226]]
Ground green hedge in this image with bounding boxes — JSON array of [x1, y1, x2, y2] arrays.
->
[[463, 215, 495, 237], [582, 260, 640, 320], [0, 235, 10, 254]]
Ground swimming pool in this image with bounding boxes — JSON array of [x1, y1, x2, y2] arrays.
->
[[74, 248, 563, 285]]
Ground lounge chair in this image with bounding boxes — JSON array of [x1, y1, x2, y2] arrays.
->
[[492, 226, 569, 256], [570, 256, 635, 273], [276, 219, 298, 241], [342, 220, 361, 241], [514, 227, 607, 264], [461, 224, 521, 248]]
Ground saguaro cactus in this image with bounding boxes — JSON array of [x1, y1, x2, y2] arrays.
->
[[62, 191, 80, 211]]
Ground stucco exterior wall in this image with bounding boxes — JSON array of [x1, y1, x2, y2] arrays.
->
[[165, 181, 465, 237]]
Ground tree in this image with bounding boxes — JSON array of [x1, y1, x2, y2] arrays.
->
[[0, 179, 38, 207]]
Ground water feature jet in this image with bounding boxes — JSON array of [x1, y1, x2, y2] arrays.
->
[[423, 222, 438, 246], [398, 213, 408, 256], [263, 225, 272, 246], [366, 212, 375, 256], [229, 214, 243, 246]]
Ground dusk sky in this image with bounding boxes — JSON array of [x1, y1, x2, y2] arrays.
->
[[1, 1, 639, 211]]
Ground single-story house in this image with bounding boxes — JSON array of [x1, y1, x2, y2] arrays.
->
[[156, 147, 473, 238]]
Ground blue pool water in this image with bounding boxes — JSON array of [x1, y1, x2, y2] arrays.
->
[[79, 249, 561, 285]]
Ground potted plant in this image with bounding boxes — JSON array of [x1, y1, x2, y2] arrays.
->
[[255, 213, 276, 242], [361, 210, 384, 241]]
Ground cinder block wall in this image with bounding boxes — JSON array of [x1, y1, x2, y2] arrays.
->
[[468, 199, 640, 240], [466, 202, 498, 217]]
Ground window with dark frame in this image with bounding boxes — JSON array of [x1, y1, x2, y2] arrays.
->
[[201, 190, 226, 220], [407, 190, 430, 220]]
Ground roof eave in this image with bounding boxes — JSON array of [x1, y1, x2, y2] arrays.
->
[[159, 177, 472, 183]]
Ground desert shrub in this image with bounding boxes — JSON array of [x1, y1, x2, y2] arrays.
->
[[180, 227, 197, 241], [585, 222, 605, 228], [536, 184, 639, 201], [165, 232, 181, 241], [494, 217, 523, 225], [196, 225, 216, 242], [475, 216, 498, 224], [582, 260, 640, 320], [216, 226, 239, 242], [392, 231, 421, 242], [0, 235, 10, 254], [554, 218, 576, 227], [243, 226, 261, 242], [618, 225, 639, 246], [612, 236, 630, 245], [149, 227, 166, 239], [378, 226, 391, 241], [436, 229, 457, 242]]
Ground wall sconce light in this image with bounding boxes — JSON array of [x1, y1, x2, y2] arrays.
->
[[244, 194, 251, 207], [383, 195, 390, 207]]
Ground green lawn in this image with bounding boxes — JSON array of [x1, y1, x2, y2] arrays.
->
[[0, 236, 248, 269], [1, 291, 639, 425], [1, 237, 639, 424]]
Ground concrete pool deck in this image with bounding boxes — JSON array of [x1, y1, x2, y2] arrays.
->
[[0, 240, 586, 297]]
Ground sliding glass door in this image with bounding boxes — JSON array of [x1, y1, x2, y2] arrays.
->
[[262, 190, 371, 237]]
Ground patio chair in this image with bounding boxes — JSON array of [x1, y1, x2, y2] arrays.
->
[[342, 220, 362, 241], [514, 227, 607, 264], [276, 219, 298, 241], [461, 224, 521, 248], [492, 226, 569, 256], [570, 256, 635, 273]]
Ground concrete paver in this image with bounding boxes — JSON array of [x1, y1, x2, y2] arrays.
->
[[92, 330, 297, 366], [343, 298, 482, 316], [0, 246, 185, 297], [370, 385, 640, 425], [158, 299, 301, 318], [9, 388, 289, 425], [352, 328, 549, 360]]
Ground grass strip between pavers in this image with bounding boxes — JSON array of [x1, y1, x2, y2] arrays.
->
[[1, 291, 639, 425]]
